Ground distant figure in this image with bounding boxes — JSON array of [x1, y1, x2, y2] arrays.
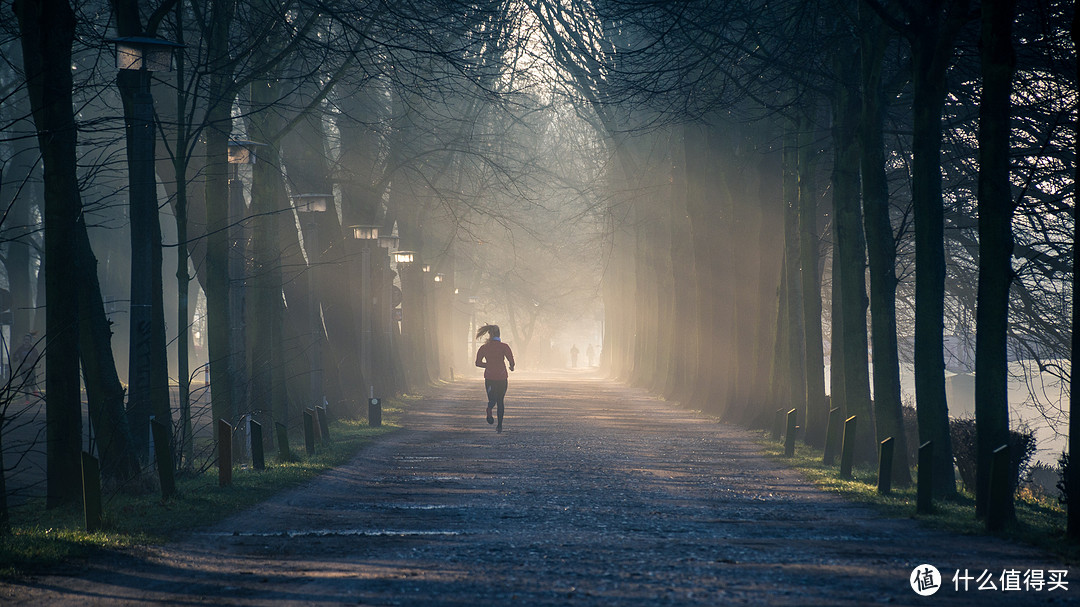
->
[[11, 332, 40, 397], [586, 344, 595, 367], [475, 324, 515, 433], [570, 344, 580, 368]]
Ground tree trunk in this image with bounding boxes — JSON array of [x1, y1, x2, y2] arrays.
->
[[860, 5, 911, 486], [74, 217, 139, 481], [14, 0, 83, 507], [783, 127, 807, 428], [246, 74, 288, 449], [974, 0, 1017, 521], [911, 38, 958, 499], [1069, 0, 1080, 543], [832, 39, 876, 464], [204, 0, 237, 458], [798, 118, 828, 447]]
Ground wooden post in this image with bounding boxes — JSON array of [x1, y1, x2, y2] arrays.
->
[[150, 419, 176, 498], [772, 408, 784, 441], [368, 398, 382, 427], [823, 407, 841, 464], [784, 408, 798, 457], [275, 422, 290, 459], [250, 420, 265, 470], [917, 441, 934, 514], [877, 437, 894, 494], [987, 444, 1011, 531], [81, 452, 102, 532], [218, 419, 232, 487], [839, 415, 857, 479], [303, 409, 316, 455], [315, 405, 330, 443]]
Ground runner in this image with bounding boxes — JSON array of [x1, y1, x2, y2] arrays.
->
[[474, 324, 514, 433]]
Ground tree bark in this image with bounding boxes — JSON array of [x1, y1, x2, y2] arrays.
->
[[13, 0, 83, 507], [973, 0, 1018, 521], [204, 0, 237, 458], [860, 5, 911, 486], [798, 118, 828, 447], [911, 24, 961, 499], [783, 127, 807, 428], [832, 36, 876, 464], [1069, 0, 1080, 543]]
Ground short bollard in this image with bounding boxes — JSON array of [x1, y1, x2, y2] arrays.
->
[[368, 398, 382, 427], [81, 451, 102, 532], [772, 408, 784, 441], [839, 415, 857, 479], [784, 409, 798, 457], [218, 419, 233, 487], [275, 422, 291, 459], [303, 410, 316, 455], [987, 444, 1011, 532], [823, 407, 841, 465], [250, 420, 265, 470], [315, 406, 331, 443], [877, 437, 894, 495], [917, 441, 934, 514], [151, 419, 176, 498]]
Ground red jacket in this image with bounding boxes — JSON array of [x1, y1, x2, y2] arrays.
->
[[475, 340, 515, 380]]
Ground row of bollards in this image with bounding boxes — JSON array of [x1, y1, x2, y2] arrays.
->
[[775, 408, 941, 517], [82, 397, 386, 532]]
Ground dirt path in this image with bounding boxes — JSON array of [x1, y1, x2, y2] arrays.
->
[[1, 372, 1068, 605]]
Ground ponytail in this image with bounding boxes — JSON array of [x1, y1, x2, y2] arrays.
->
[[476, 324, 500, 340]]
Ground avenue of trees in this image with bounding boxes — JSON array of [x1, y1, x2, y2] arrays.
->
[[0, 0, 1077, 542]]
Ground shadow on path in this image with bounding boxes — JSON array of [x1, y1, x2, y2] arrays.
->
[[1, 374, 1065, 605]]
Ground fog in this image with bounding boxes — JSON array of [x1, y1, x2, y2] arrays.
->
[[0, 0, 1076, 516]]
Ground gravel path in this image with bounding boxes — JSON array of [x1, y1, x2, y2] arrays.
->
[[1, 372, 1069, 605]]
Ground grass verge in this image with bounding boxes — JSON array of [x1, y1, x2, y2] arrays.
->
[[758, 435, 1079, 563], [0, 399, 405, 578]]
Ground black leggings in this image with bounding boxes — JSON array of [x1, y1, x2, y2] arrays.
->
[[485, 379, 508, 424]]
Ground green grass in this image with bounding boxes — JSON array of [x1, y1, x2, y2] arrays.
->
[[758, 434, 1080, 563], [0, 400, 405, 577]]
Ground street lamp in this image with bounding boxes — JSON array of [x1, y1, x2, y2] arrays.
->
[[422, 264, 431, 273], [108, 36, 183, 72], [293, 193, 331, 214], [350, 225, 380, 399], [393, 250, 416, 265], [226, 140, 262, 459], [293, 193, 332, 409], [434, 273, 444, 283], [378, 234, 399, 250], [228, 139, 263, 165], [110, 34, 181, 462], [351, 225, 380, 241]]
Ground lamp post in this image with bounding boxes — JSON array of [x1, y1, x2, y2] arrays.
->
[[377, 235, 398, 392], [350, 225, 379, 398], [294, 194, 331, 409], [227, 140, 261, 458], [109, 36, 181, 461], [392, 251, 417, 385], [467, 295, 479, 372]]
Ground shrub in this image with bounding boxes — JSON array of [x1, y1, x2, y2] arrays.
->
[[949, 417, 1036, 495]]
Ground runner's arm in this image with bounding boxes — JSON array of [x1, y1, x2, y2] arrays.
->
[[506, 345, 515, 372], [475, 348, 486, 368]]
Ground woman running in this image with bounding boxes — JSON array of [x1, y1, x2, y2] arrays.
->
[[474, 324, 515, 433]]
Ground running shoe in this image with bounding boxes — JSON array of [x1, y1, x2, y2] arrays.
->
[[487, 405, 494, 425]]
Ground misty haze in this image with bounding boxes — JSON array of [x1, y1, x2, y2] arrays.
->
[[0, 0, 1077, 604]]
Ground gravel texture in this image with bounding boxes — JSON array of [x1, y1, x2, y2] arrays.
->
[[1, 372, 1069, 605]]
